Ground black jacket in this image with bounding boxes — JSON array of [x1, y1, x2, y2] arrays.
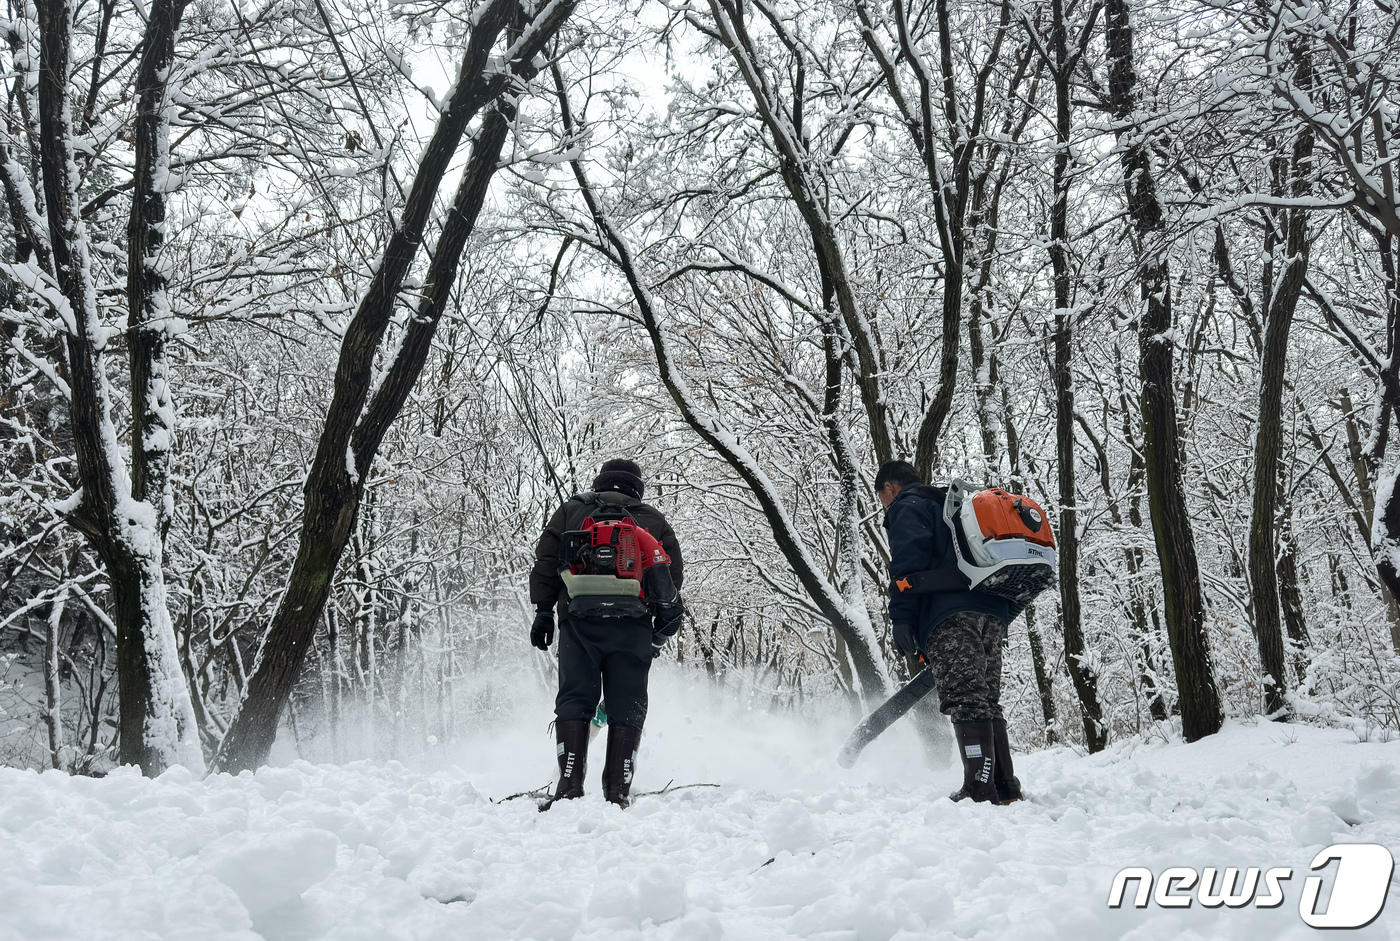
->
[[883, 483, 1011, 632], [530, 491, 684, 623]]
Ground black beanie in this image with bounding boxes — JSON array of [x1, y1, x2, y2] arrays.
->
[[593, 458, 644, 499]]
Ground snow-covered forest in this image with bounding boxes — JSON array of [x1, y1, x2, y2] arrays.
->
[[0, 0, 1398, 777]]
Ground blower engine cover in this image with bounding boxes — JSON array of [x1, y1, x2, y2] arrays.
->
[[945, 480, 1058, 607]]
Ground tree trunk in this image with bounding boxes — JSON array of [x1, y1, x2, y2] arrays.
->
[[214, 1, 575, 772], [997, 375, 1057, 740], [1339, 264, 1400, 645], [44, 584, 67, 769], [1049, 0, 1105, 752], [1367, 233, 1400, 655], [326, 604, 341, 763], [705, 0, 894, 465], [1246, 47, 1314, 717], [1105, 0, 1221, 742], [1025, 604, 1058, 742], [854, 0, 1017, 477], [36, 0, 203, 774], [1275, 501, 1309, 674], [128, 0, 189, 532], [1122, 420, 1169, 722]]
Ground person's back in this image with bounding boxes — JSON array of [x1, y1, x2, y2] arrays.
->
[[529, 459, 685, 809], [530, 489, 684, 630]]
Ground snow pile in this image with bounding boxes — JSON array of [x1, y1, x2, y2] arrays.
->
[[1, 697, 1398, 940]]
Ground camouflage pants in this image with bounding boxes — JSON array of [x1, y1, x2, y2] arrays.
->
[[923, 611, 1005, 723]]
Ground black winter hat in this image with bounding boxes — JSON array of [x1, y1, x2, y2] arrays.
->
[[593, 458, 644, 499]]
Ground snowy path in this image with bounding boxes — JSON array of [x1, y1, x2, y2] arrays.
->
[[2, 687, 1398, 941]]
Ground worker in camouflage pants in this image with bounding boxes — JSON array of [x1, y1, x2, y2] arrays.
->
[[924, 612, 1003, 723], [876, 460, 1021, 805]]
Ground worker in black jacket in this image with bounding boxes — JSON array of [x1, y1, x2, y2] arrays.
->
[[529, 459, 684, 808], [877, 459, 1020, 804]]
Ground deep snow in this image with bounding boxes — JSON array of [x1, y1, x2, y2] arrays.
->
[[2, 675, 1398, 941]]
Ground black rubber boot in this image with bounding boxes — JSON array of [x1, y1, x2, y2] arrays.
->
[[991, 718, 1022, 804], [541, 720, 590, 811], [602, 723, 643, 808], [949, 720, 999, 803]]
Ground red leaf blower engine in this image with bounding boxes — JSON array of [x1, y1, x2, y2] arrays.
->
[[559, 516, 681, 620]]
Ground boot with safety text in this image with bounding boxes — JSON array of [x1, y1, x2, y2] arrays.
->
[[991, 718, 1022, 804], [602, 723, 643, 808], [540, 720, 590, 812], [949, 720, 999, 803]]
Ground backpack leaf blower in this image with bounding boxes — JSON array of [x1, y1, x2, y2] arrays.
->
[[892, 480, 1057, 613], [559, 514, 681, 621]]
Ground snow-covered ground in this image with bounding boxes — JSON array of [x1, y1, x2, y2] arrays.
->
[[2, 674, 1398, 941]]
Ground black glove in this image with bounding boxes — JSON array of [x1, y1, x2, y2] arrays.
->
[[652, 608, 683, 658], [531, 610, 555, 650], [892, 621, 918, 658]]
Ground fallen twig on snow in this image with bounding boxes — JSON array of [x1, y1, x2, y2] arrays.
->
[[492, 784, 552, 803], [633, 780, 722, 798]]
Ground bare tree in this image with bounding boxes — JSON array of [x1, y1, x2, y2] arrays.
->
[[21, 0, 205, 774], [856, 0, 1023, 477], [214, 0, 577, 772], [1104, 0, 1222, 742], [1025, 0, 1108, 750]]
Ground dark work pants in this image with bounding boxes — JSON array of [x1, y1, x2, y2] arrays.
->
[[555, 616, 653, 729], [922, 611, 1005, 723]]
